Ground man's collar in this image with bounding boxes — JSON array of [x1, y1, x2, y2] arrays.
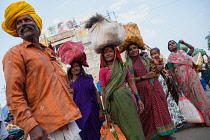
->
[[22, 40, 46, 48], [22, 40, 33, 47]]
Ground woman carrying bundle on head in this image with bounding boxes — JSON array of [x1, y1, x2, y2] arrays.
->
[[117, 22, 177, 139], [86, 14, 145, 140], [58, 41, 104, 140]]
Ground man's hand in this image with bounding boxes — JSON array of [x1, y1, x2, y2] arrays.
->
[[29, 125, 49, 140]]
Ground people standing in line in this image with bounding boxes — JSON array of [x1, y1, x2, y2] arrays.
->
[[167, 40, 210, 126], [99, 46, 145, 140], [68, 61, 104, 140], [150, 48, 186, 128], [126, 44, 177, 140], [2, 1, 82, 140]]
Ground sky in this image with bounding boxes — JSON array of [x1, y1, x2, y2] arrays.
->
[[0, 0, 210, 106]]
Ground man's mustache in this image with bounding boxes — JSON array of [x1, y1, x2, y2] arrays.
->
[[18, 25, 34, 34]]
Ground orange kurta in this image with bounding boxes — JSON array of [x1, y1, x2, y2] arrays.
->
[[2, 40, 81, 136]]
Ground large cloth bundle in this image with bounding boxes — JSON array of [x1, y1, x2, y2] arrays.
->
[[86, 14, 125, 54], [57, 41, 89, 67], [118, 24, 144, 53], [178, 93, 204, 123]]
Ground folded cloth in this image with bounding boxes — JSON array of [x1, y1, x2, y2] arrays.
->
[[57, 41, 89, 67]]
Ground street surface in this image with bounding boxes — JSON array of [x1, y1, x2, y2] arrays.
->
[[175, 86, 210, 140]]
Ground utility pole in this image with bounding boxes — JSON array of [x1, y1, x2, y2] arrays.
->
[[105, 11, 118, 21]]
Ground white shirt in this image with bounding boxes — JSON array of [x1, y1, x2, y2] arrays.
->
[[0, 108, 8, 140]]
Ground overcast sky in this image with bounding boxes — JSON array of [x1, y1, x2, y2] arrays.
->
[[0, 0, 210, 106]]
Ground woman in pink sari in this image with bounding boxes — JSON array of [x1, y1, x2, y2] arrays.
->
[[167, 40, 210, 126]]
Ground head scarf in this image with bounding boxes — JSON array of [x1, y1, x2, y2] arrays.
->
[[2, 1, 42, 37], [100, 46, 122, 68]]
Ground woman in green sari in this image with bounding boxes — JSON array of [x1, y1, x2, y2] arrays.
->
[[99, 45, 145, 140]]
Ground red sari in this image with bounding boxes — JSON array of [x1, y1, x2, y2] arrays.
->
[[132, 55, 176, 140]]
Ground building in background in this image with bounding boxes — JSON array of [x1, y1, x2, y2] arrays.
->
[[40, 11, 101, 82], [39, 11, 152, 83]]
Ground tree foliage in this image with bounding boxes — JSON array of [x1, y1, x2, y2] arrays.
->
[[205, 31, 210, 50]]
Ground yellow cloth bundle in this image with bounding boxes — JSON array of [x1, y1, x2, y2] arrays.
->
[[2, 1, 42, 37]]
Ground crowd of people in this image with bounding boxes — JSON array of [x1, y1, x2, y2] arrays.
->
[[1, 1, 210, 140]]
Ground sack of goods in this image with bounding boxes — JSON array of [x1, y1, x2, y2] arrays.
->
[[85, 14, 125, 54], [118, 23, 145, 53], [57, 41, 89, 67], [100, 123, 127, 140], [178, 93, 204, 123]]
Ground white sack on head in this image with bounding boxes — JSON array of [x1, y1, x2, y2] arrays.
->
[[86, 15, 124, 54]]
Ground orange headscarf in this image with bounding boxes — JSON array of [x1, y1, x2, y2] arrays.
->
[[2, 1, 42, 37]]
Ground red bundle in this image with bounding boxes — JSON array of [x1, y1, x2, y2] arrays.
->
[[57, 41, 89, 67]]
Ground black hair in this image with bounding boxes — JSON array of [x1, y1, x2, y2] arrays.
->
[[126, 43, 139, 51], [150, 47, 160, 54], [168, 40, 177, 52], [68, 61, 85, 80], [102, 45, 115, 52], [140, 52, 147, 56]]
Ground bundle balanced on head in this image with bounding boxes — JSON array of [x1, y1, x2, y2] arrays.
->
[[85, 14, 145, 140]]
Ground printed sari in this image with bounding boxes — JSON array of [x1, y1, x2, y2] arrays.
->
[[102, 59, 145, 140], [72, 74, 102, 140], [129, 55, 176, 140], [168, 50, 210, 126]]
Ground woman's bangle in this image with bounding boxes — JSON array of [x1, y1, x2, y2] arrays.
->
[[103, 109, 109, 114], [98, 103, 103, 110], [139, 76, 143, 81], [134, 92, 141, 100]]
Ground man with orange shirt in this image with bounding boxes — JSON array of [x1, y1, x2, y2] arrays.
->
[[2, 1, 81, 140]]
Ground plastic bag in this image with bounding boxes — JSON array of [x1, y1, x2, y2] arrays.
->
[[100, 123, 127, 140], [88, 19, 125, 54], [178, 93, 204, 123], [57, 41, 89, 67]]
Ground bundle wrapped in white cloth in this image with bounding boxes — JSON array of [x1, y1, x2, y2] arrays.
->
[[86, 14, 125, 54]]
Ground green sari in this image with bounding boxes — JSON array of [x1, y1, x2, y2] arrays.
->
[[104, 59, 145, 140]]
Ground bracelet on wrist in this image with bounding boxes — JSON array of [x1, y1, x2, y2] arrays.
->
[[134, 92, 141, 100], [140, 76, 143, 81], [103, 109, 109, 114], [98, 103, 103, 110]]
